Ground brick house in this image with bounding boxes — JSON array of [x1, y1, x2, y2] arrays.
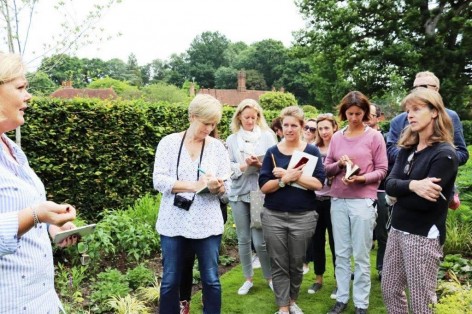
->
[[195, 71, 276, 106], [50, 81, 118, 100]]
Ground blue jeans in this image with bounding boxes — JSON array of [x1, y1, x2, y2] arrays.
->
[[159, 234, 222, 314]]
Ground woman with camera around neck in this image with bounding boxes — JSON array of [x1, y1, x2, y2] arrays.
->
[[0, 52, 78, 313], [225, 99, 276, 296], [153, 94, 231, 314]]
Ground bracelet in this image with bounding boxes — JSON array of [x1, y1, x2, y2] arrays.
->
[[31, 206, 41, 228]]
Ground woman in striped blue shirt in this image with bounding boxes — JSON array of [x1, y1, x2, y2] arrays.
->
[[0, 52, 77, 313]]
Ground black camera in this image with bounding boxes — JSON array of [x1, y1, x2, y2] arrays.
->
[[173, 194, 192, 211]]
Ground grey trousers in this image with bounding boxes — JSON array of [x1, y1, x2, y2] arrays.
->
[[262, 208, 318, 307]]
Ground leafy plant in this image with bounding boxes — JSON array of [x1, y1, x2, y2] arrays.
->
[[90, 268, 130, 313], [444, 211, 472, 256], [136, 277, 161, 305], [126, 264, 156, 290], [438, 254, 472, 285], [107, 295, 151, 314], [219, 255, 236, 266]]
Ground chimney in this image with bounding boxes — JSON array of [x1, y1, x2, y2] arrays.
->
[[237, 70, 246, 92], [189, 82, 195, 96], [62, 81, 73, 89]]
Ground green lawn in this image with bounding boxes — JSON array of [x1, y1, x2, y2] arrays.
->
[[191, 247, 387, 314]]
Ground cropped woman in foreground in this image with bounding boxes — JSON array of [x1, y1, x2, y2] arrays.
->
[[0, 52, 77, 313]]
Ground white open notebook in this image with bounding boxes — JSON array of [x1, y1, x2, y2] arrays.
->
[[287, 150, 319, 190]]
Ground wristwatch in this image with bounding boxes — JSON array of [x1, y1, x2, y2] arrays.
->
[[278, 178, 286, 188]]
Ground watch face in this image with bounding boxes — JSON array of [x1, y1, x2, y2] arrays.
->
[[278, 179, 285, 187]]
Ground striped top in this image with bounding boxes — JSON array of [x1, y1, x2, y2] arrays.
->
[[0, 134, 62, 313]]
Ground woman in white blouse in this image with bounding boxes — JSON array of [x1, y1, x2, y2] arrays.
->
[[225, 99, 276, 295], [153, 94, 231, 314], [0, 52, 77, 313]]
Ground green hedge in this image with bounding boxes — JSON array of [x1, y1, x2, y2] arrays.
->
[[8, 97, 470, 219], [10, 98, 279, 218]]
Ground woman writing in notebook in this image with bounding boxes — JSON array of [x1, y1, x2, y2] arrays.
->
[[324, 91, 387, 314], [259, 106, 325, 314], [225, 99, 276, 295]]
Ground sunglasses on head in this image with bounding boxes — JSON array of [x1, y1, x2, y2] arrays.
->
[[304, 126, 316, 132], [412, 84, 437, 91]]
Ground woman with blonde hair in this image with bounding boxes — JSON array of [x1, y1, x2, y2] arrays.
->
[[0, 52, 78, 313], [259, 106, 325, 314], [382, 88, 458, 313], [153, 94, 231, 313], [226, 98, 276, 295]]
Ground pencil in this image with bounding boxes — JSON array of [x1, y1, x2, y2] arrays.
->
[[271, 153, 277, 167]]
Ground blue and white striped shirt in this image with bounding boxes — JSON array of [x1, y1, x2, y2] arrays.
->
[[0, 134, 62, 313]]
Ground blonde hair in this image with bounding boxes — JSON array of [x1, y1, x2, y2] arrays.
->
[[188, 94, 222, 123], [314, 113, 339, 147], [280, 106, 305, 126], [0, 52, 26, 84], [398, 88, 453, 149], [230, 99, 269, 133]]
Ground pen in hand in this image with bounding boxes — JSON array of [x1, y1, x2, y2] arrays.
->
[[197, 168, 206, 175], [271, 153, 277, 167], [439, 192, 447, 201]]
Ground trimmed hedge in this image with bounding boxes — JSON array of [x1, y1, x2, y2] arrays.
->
[[10, 98, 278, 218], [8, 97, 470, 219]]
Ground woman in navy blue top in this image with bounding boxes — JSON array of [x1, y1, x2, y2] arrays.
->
[[259, 106, 325, 314]]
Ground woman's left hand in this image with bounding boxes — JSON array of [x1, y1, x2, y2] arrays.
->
[[342, 175, 366, 185], [207, 177, 224, 195], [49, 222, 79, 248]]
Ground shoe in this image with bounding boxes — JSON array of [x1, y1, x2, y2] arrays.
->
[[303, 264, 309, 275], [327, 301, 347, 314], [351, 272, 354, 280], [269, 281, 274, 291], [355, 307, 368, 314], [289, 302, 304, 314], [237, 280, 253, 295], [274, 311, 289, 314], [378, 270, 382, 281], [330, 287, 337, 299], [307, 282, 323, 294], [179, 300, 190, 314], [252, 255, 261, 269]]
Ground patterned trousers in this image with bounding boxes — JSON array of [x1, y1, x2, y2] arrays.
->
[[381, 229, 442, 314]]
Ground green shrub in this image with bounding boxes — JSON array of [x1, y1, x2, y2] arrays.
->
[[434, 285, 472, 313], [126, 264, 155, 290], [90, 268, 130, 313], [259, 91, 297, 111]]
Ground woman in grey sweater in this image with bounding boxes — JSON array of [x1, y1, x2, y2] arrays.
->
[[226, 99, 277, 295]]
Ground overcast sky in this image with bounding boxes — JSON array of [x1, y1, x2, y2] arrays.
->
[[18, 0, 306, 69]]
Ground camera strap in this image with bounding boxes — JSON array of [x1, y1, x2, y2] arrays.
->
[[176, 131, 205, 203]]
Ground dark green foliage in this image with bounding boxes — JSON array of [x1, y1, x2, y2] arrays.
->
[[90, 268, 130, 313], [126, 264, 155, 290], [259, 91, 298, 111], [462, 121, 472, 148]]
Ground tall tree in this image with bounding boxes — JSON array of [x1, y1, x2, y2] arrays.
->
[[187, 31, 230, 88], [296, 0, 472, 115]]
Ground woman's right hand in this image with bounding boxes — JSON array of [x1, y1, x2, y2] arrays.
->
[[36, 201, 76, 227], [338, 155, 351, 168]]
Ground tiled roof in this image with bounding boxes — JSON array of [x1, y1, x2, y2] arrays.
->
[[198, 89, 268, 106], [50, 88, 117, 100]]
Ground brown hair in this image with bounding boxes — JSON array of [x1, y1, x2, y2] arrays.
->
[[337, 91, 371, 122], [314, 113, 339, 147], [398, 88, 453, 148]]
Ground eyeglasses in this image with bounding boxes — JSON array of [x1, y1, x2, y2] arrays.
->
[[403, 151, 416, 176], [304, 126, 317, 132]]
